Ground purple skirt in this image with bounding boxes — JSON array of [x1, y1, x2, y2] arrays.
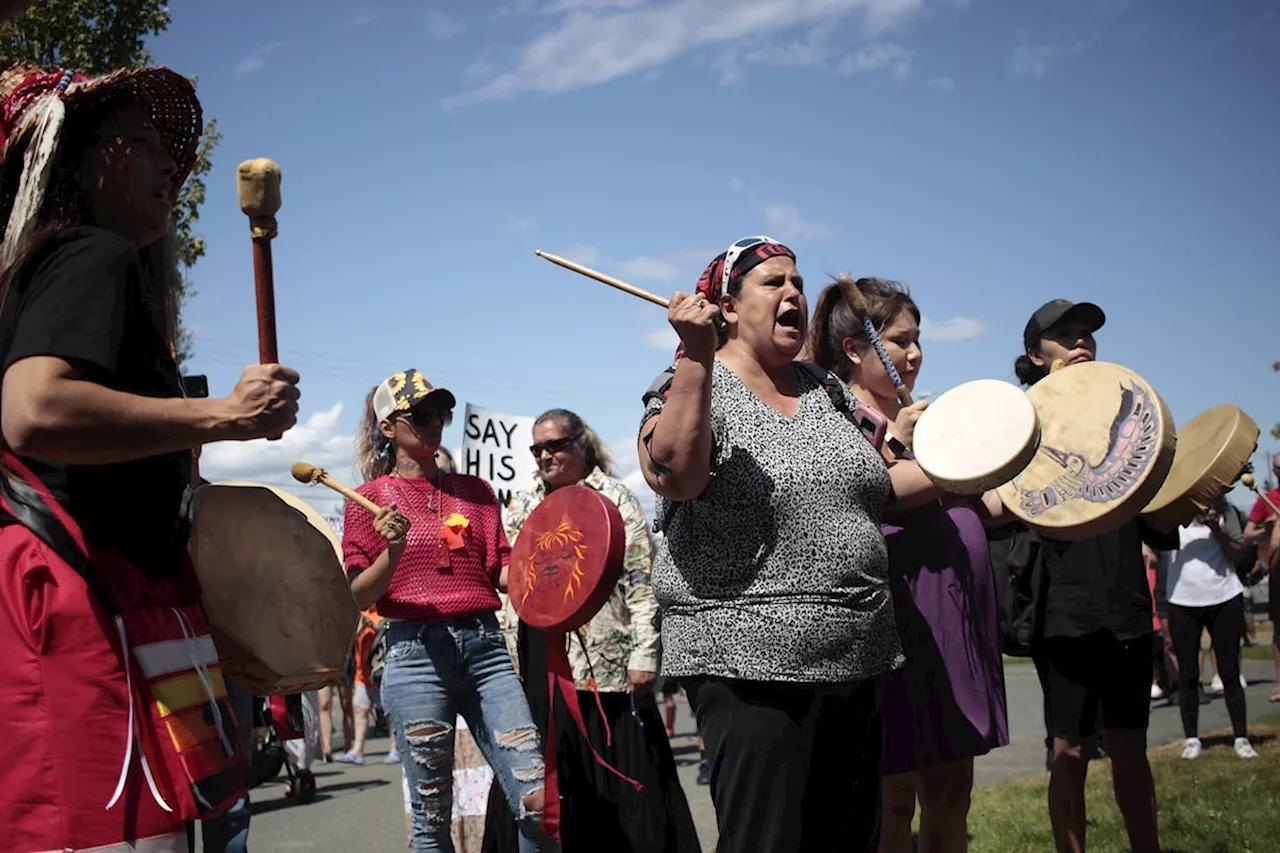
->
[[880, 497, 1009, 774]]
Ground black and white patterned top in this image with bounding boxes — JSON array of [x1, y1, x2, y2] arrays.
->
[[640, 359, 905, 684]]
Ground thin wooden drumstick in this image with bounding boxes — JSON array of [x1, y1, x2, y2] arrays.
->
[[535, 250, 670, 308], [1242, 473, 1280, 516], [291, 462, 380, 513]]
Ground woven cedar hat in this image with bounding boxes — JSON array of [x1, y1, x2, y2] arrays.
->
[[0, 62, 203, 269]]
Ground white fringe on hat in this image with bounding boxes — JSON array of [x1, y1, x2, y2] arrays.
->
[[0, 71, 70, 270]]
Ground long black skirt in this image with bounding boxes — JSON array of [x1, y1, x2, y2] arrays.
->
[[480, 625, 701, 853]]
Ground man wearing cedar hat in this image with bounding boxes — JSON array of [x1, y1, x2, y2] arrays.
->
[[0, 61, 300, 851]]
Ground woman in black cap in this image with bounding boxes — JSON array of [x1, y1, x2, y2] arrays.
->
[[1009, 299, 1176, 853]]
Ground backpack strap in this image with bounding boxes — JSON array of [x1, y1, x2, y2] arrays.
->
[[795, 361, 911, 458], [0, 462, 122, 614]]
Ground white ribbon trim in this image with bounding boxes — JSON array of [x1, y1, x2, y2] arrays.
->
[[105, 615, 173, 814]]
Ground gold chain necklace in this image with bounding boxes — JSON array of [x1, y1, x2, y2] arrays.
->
[[392, 471, 449, 568]]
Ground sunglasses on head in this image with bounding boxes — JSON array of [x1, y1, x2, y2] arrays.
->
[[530, 432, 582, 457], [721, 235, 779, 293], [398, 406, 453, 428]]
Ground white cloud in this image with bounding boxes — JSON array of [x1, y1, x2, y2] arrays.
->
[[444, 0, 926, 106], [426, 10, 467, 40], [837, 42, 913, 79], [345, 7, 377, 28], [729, 178, 835, 243], [615, 248, 714, 283], [607, 437, 656, 522], [503, 215, 538, 233], [763, 203, 836, 241], [544, 0, 648, 10], [928, 75, 954, 90], [919, 316, 985, 341], [1010, 44, 1059, 79], [643, 325, 680, 351], [234, 42, 289, 76], [200, 403, 356, 514], [563, 244, 600, 266]]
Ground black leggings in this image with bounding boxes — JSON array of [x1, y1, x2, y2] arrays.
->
[[1169, 594, 1248, 739], [685, 675, 885, 853]]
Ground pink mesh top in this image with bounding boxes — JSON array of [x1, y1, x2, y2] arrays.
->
[[342, 473, 509, 622]]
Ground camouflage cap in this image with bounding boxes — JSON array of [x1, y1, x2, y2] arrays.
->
[[372, 369, 456, 422]]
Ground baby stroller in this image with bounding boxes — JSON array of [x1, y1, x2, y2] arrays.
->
[[251, 692, 319, 804]]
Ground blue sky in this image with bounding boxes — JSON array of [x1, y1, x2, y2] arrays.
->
[[156, 0, 1280, 520]]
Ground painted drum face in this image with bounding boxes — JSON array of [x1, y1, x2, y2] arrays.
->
[[996, 361, 1176, 541], [509, 485, 625, 633]]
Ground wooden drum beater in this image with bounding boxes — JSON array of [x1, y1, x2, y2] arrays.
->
[[237, 158, 283, 364], [292, 462, 381, 513], [1242, 472, 1280, 517]]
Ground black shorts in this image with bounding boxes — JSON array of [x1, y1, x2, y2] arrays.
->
[[1033, 631, 1153, 739]]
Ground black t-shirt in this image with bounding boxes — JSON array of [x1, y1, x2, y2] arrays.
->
[[0, 226, 193, 575], [1010, 517, 1178, 643]]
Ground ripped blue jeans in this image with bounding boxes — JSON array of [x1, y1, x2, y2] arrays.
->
[[382, 612, 558, 853]]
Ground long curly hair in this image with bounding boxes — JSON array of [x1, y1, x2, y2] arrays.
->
[[354, 385, 394, 483]]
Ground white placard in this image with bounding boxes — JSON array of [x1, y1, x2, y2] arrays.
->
[[460, 403, 538, 508]]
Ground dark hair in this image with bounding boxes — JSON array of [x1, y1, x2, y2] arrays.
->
[[0, 92, 179, 345], [533, 408, 612, 476], [355, 385, 393, 482], [807, 274, 920, 383], [1014, 355, 1049, 386]]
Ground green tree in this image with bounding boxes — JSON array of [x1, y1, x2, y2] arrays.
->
[[0, 0, 218, 366]]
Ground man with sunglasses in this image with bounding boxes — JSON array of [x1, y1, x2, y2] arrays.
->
[[1243, 453, 1280, 703]]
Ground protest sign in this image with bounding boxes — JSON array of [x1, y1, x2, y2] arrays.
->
[[460, 403, 538, 507]]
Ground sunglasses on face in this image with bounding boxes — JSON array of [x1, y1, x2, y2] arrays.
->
[[530, 433, 582, 457], [399, 407, 453, 429]]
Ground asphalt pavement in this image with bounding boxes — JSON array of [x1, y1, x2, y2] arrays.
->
[[197, 654, 1280, 853]]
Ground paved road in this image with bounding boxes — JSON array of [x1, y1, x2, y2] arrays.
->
[[199, 655, 1279, 853]]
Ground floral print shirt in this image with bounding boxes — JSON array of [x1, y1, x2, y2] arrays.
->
[[497, 467, 660, 694]]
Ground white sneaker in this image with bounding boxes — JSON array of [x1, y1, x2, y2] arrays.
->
[[1151, 683, 1164, 700], [1234, 737, 1258, 759], [1182, 737, 1203, 759], [1241, 674, 1248, 689], [1209, 674, 1225, 694]]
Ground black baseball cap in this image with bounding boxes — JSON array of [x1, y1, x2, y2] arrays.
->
[[1023, 299, 1105, 349]]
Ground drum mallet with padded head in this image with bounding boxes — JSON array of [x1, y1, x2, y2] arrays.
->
[[292, 462, 381, 513], [238, 158, 282, 364], [1242, 473, 1280, 517]]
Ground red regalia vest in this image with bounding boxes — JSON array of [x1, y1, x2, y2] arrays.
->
[[0, 451, 247, 852]]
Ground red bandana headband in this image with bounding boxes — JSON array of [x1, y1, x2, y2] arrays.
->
[[673, 235, 795, 360]]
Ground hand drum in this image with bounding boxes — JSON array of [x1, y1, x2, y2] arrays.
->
[[1141, 404, 1259, 533], [996, 361, 1176, 541], [508, 485, 626, 633]]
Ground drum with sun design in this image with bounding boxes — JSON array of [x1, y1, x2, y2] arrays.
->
[[508, 484, 626, 632]]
